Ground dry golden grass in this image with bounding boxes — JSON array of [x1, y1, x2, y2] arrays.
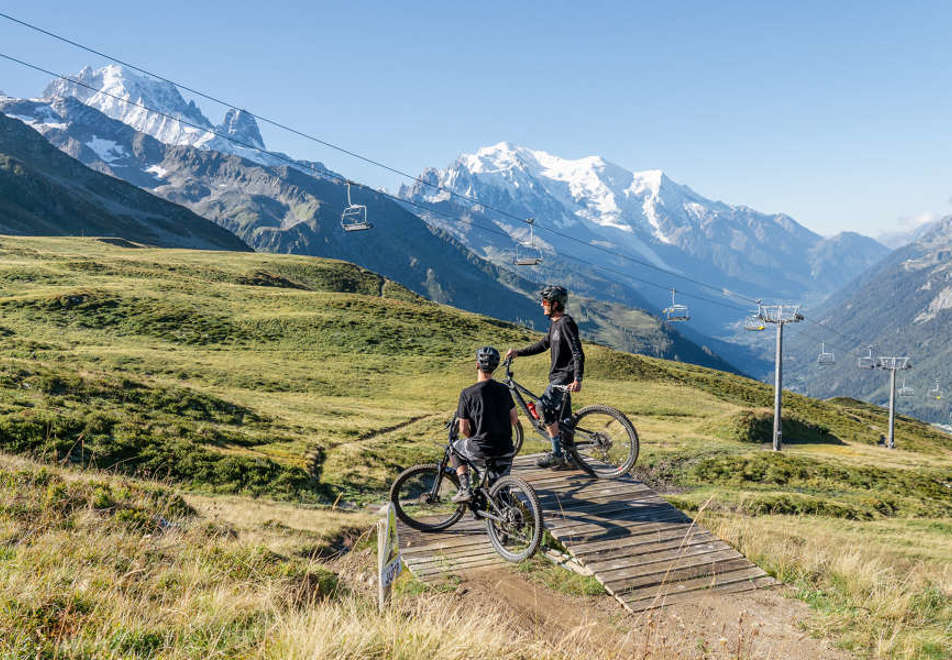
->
[[700, 511, 952, 658]]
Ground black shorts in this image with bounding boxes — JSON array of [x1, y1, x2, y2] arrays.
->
[[451, 437, 513, 481], [540, 383, 571, 425]]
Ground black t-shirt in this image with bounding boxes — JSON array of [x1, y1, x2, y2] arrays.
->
[[515, 314, 585, 385], [456, 380, 516, 456]]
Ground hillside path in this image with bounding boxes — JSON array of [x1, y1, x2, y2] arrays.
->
[[398, 453, 775, 612]]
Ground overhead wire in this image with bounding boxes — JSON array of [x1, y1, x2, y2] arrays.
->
[[0, 10, 764, 308]]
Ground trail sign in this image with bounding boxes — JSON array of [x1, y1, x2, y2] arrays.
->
[[377, 503, 402, 611]]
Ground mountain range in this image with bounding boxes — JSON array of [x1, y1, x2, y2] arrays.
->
[[0, 66, 737, 372], [399, 143, 890, 351]]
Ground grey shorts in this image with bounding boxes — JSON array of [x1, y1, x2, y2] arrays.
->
[[540, 383, 571, 425], [451, 437, 513, 481]]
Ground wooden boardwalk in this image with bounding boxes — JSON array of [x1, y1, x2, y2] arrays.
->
[[398, 453, 775, 611]]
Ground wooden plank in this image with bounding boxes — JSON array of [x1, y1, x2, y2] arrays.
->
[[583, 540, 735, 573], [548, 510, 692, 538], [404, 546, 500, 563], [567, 526, 713, 556], [408, 551, 501, 568], [527, 474, 644, 491], [544, 503, 689, 528], [538, 493, 664, 514], [618, 566, 768, 604], [603, 555, 753, 592], [538, 491, 669, 511], [623, 575, 777, 612]]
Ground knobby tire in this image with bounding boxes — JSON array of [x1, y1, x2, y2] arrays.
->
[[485, 475, 542, 562], [389, 463, 465, 532], [567, 404, 639, 479]]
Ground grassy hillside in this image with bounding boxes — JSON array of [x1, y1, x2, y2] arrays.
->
[[0, 113, 250, 252], [0, 236, 950, 657]]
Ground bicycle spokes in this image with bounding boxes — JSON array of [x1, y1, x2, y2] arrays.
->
[[488, 484, 535, 549], [392, 466, 461, 525], [570, 405, 638, 478]]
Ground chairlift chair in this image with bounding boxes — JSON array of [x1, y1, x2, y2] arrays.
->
[[513, 217, 543, 266], [899, 379, 915, 398], [930, 380, 943, 400], [662, 288, 690, 322], [340, 182, 373, 232], [743, 301, 765, 331], [817, 342, 836, 366], [858, 346, 877, 370]]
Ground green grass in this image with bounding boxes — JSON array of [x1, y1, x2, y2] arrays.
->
[[0, 235, 950, 657]]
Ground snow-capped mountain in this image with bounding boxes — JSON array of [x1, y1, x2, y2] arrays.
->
[[401, 142, 889, 341], [42, 65, 277, 168]]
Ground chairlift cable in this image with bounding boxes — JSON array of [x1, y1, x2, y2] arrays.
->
[[0, 11, 765, 308]]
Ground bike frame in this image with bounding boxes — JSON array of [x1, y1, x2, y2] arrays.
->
[[427, 423, 511, 525], [500, 360, 590, 448]]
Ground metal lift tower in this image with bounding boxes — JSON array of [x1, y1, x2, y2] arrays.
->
[[758, 305, 804, 451], [870, 356, 910, 449]]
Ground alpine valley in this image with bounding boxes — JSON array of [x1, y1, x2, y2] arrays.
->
[[0, 65, 736, 372]]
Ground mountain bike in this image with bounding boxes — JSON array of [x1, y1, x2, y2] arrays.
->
[[501, 358, 639, 478], [389, 419, 542, 562]]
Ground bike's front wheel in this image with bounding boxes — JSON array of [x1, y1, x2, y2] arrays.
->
[[567, 405, 639, 479], [485, 475, 542, 562], [390, 464, 465, 532]]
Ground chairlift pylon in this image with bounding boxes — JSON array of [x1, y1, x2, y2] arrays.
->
[[858, 346, 876, 370], [662, 288, 690, 322], [817, 342, 835, 366], [340, 181, 373, 232], [513, 217, 543, 266]]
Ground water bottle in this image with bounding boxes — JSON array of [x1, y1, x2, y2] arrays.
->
[[526, 401, 540, 420]]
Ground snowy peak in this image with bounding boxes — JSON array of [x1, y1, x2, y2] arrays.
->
[[42, 65, 267, 157], [44, 65, 213, 145], [216, 108, 264, 151]]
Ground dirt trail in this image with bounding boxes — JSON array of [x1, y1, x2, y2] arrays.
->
[[457, 567, 850, 659]]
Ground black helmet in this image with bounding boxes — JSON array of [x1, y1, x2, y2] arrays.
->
[[540, 284, 568, 307], [476, 346, 501, 372]]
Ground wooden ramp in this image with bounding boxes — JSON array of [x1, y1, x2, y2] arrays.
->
[[398, 453, 775, 611]]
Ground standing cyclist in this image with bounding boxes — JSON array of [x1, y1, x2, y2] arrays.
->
[[451, 346, 519, 503], [505, 285, 584, 470]]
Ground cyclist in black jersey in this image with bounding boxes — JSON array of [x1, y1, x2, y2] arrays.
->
[[506, 285, 584, 470], [451, 346, 519, 503]]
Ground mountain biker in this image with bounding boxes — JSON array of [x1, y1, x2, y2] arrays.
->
[[505, 285, 584, 470], [451, 346, 519, 503]]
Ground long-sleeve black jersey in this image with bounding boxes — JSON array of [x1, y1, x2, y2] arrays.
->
[[515, 314, 585, 385]]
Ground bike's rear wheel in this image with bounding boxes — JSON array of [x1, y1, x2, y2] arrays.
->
[[485, 475, 542, 562], [568, 405, 639, 479], [512, 421, 524, 455], [390, 464, 465, 532]]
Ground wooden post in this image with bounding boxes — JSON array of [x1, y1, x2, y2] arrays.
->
[[376, 503, 401, 613], [376, 518, 389, 613]]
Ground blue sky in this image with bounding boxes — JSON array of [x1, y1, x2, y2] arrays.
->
[[1, 1, 950, 238]]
